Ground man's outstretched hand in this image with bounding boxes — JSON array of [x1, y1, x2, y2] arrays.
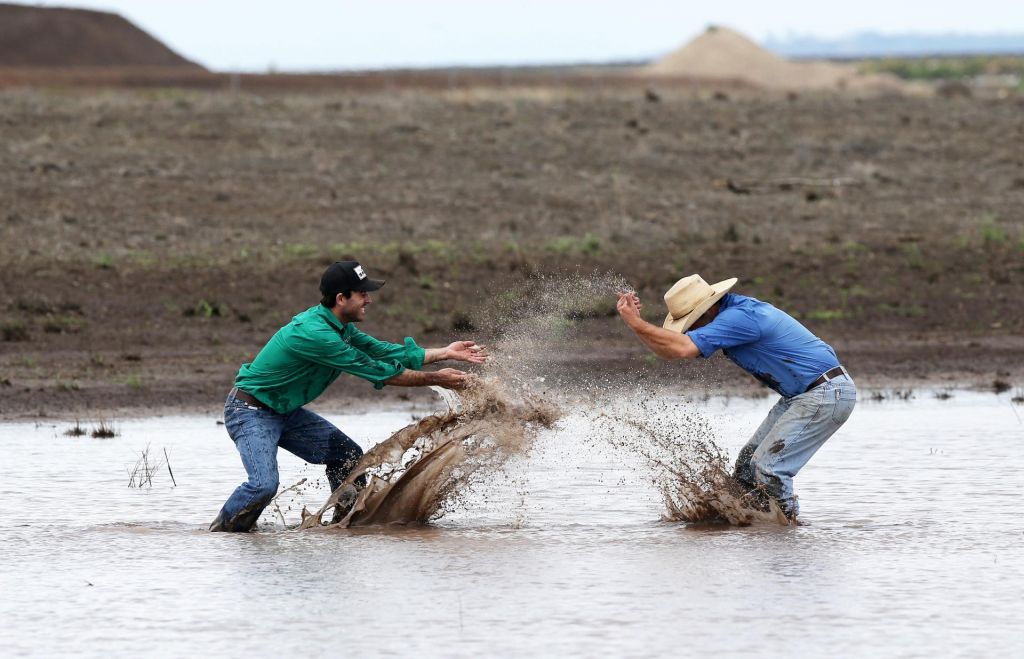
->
[[444, 340, 489, 364], [433, 368, 473, 390], [616, 292, 644, 326]]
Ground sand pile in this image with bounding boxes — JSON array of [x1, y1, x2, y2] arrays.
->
[[0, 4, 202, 68], [645, 25, 903, 93]]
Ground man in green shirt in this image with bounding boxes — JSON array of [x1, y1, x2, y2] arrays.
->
[[209, 260, 487, 532]]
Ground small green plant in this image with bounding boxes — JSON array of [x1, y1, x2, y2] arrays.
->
[[186, 299, 227, 318], [283, 243, 318, 258], [978, 214, 1006, 245], [1, 322, 30, 342], [543, 233, 603, 256], [903, 242, 924, 270], [418, 276, 435, 290], [806, 309, 847, 321], [42, 315, 85, 334], [544, 237, 577, 254], [859, 56, 989, 80], [124, 375, 144, 389], [580, 233, 602, 256], [94, 254, 114, 269], [56, 380, 80, 392]]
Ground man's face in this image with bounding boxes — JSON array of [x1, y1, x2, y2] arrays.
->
[[689, 303, 720, 331], [338, 291, 371, 323]]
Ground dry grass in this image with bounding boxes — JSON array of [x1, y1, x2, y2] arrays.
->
[[126, 444, 176, 488]]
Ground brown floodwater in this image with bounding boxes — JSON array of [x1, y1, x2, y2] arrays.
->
[[1, 391, 1022, 657]]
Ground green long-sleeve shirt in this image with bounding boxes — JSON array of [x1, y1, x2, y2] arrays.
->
[[234, 304, 425, 413]]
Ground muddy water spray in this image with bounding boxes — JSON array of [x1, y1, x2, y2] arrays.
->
[[592, 393, 791, 525], [306, 273, 784, 528], [301, 378, 560, 528]]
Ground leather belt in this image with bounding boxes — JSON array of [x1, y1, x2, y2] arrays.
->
[[230, 387, 269, 409], [805, 366, 848, 393]]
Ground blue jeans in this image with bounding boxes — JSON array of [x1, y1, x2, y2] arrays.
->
[[210, 392, 363, 532], [733, 374, 857, 517]]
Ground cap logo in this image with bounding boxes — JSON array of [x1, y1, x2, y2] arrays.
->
[[354, 265, 367, 280]]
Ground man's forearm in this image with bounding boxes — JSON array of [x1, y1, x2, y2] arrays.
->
[[384, 369, 440, 387], [626, 318, 699, 360], [422, 348, 448, 365]]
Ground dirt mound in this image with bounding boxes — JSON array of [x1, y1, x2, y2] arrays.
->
[[0, 3, 202, 68], [645, 25, 903, 92]]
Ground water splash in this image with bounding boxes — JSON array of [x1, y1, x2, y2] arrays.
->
[[304, 272, 790, 529], [300, 378, 561, 529], [593, 393, 792, 526]]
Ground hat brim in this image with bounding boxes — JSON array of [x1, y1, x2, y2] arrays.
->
[[351, 278, 385, 292], [662, 277, 737, 334]]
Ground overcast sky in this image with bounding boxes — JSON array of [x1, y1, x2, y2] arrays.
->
[[26, 0, 1024, 71]]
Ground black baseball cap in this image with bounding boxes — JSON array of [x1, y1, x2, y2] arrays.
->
[[320, 261, 385, 298]]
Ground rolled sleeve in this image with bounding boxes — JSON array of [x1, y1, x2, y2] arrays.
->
[[687, 331, 717, 359], [401, 337, 425, 370], [686, 307, 762, 358]]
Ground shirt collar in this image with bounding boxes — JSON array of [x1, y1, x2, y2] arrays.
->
[[314, 304, 347, 332]]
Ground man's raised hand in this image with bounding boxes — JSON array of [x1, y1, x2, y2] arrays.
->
[[616, 292, 643, 324]]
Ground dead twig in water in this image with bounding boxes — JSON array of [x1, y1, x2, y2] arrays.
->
[[126, 444, 173, 488], [270, 478, 308, 527], [164, 447, 177, 486]]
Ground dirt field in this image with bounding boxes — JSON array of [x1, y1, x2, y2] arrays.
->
[[2, 83, 1023, 419]]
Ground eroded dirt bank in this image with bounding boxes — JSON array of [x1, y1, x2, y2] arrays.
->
[[1, 87, 1022, 419]]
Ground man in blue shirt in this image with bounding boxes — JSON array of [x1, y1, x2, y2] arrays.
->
[[616, 274, 856, 520]]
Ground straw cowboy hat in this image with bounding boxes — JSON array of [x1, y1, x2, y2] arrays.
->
[[662, 274, 738, 333]]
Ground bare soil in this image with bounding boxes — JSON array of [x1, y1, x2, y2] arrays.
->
[[2, 82, 1023, 419], [0, 4, 202, 69]]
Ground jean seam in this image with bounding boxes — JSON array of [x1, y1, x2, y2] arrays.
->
[[234, 415, 268, 512]]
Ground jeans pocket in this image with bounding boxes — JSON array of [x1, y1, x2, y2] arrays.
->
[[830, 387, 857, 425]]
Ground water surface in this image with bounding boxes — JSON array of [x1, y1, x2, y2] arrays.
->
[[1, 392, 1022, 657]]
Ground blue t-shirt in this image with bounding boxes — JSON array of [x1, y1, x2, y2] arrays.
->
[[687, 293, 840, 398]]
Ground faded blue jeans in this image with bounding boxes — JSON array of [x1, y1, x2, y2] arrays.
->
[[733, 373, 857, 517], [210, 391, 363, 532]]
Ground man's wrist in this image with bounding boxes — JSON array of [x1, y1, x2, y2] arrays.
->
[[625, 315, 645, 331]]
